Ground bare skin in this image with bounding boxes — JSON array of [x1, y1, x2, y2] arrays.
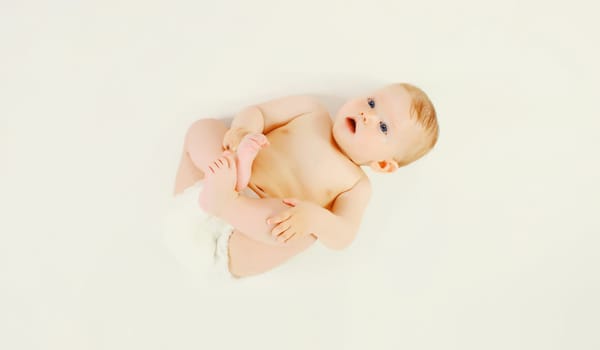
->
[[234, 133, 269, 191], [173, 84, 432, 277], [173, 119, 316, 277]]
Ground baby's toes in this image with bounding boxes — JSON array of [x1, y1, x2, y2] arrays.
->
[[252, 134, 269, 147], [223, 154, 235, 169], [245, 133, 268, 147], [209, 159, 224, 173]]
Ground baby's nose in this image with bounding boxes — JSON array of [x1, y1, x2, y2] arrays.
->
[[360, 112, 372, 124]]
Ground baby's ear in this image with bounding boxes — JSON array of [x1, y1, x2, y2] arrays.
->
[[369, 159, 399, 173]]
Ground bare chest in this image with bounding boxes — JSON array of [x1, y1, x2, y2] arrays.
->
[[249, 113, 361, 208]]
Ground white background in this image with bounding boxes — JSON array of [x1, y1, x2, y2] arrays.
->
[[1, 0, 599, 349]]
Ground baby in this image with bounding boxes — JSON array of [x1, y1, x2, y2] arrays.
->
[[167, 83, 438, 278]]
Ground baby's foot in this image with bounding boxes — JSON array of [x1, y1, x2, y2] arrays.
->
[[198, 153, 239, 217], [235, 133, 269, 191]]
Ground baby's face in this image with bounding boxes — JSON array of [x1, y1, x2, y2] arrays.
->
[[332, 84, 427, 167]]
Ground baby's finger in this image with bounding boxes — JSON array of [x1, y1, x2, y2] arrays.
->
[[223, 136, 234, 149], [280, 231, 297, 243], [267, 211, 292, 225], [271, 222, 291, 237]]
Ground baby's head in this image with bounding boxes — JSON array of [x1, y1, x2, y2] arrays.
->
[[332, 83, 439, 172]]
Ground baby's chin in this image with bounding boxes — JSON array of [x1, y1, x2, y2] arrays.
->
[[335, 140, 364, 166]]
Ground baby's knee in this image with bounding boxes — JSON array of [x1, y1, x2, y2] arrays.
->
[[186, 118, 226, 136], [184, 118, 228, 147]]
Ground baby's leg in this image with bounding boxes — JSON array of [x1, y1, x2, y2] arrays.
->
[[199, 155, 317, 276], [228, 229, 316, 278], [235, 133, 268, 191], [200, 153, 291, 246], [174, 119, 316, 276], [175, 118, 264, 193], [174, 118, 228, 194], [179, 120, 277, 246]]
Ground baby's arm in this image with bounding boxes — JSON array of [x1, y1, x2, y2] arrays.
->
[[317, 176, 372, 249], [223, 95, 328, 151], [201, 155, 371, 250], [220, 194, 306, 246], [268, 176, 372, 250]]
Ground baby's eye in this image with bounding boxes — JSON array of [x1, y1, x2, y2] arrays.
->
[[367, 98, 375, 109], [379, 121, 388, 134]]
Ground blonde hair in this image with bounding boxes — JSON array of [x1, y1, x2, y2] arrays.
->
[[395, 82, 439, 167]]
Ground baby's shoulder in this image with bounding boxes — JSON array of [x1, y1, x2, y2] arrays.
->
[[291, 108, 332, 132], [333, 160, 368, 192], [296, 105, 331, 121]]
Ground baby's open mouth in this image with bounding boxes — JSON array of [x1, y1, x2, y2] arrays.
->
[[345, 117, 356, 134]]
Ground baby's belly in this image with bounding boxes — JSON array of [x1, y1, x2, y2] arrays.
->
[[248, 167, 305, 201], [248, 152, 331, 207]]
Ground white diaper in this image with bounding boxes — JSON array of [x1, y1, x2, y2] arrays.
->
[[162, 181, 236, 279]]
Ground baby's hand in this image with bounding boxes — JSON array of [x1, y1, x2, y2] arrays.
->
[[222, 127, 252, 152], [267, 199, 320, 243]]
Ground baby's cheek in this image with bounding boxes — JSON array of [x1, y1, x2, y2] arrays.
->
[[351, 100, 363, 110]]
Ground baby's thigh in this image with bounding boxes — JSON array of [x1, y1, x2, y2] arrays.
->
[[228, 230, 316, 278], [173, 118, 229, 194], [184, 118, 229, 169]]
